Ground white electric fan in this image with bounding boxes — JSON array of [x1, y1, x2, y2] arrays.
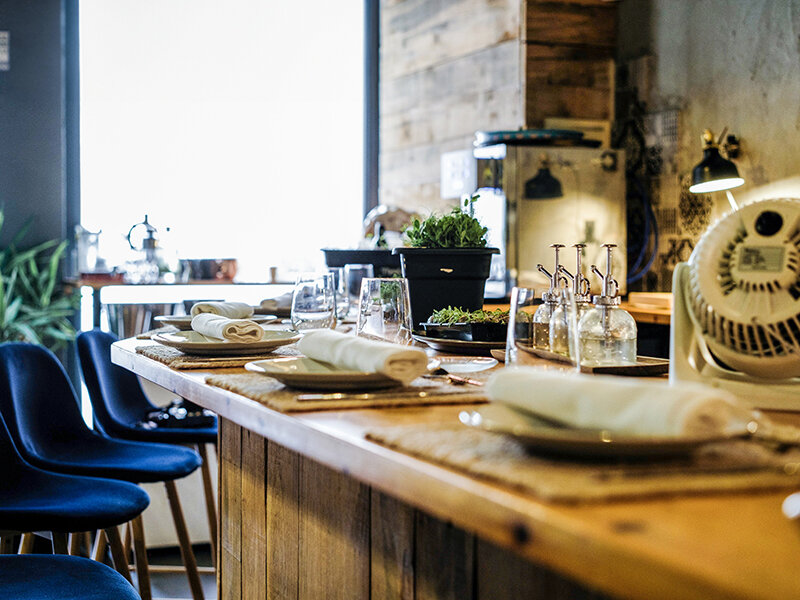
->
[[670, 197, 800, 410]]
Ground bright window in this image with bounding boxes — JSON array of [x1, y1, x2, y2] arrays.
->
[[79, 1, 364, 281]]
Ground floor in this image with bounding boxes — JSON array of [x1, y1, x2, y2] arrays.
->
[[148, 544, 216, 600]]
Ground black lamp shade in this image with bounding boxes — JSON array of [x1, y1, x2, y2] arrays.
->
[[525, 168, 563, 199], [689, 147, 744, 193]]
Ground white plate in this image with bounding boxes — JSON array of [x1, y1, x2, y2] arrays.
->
[[245, 356, 399, 390], [437, 356, 498, 373], [245, 357, 441, 391], [152, 329, 300, 356], [459, 404, 726, 459], [154, 314, 277, 330]]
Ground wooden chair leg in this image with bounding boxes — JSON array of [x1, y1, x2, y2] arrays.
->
[[123, 520, 132, 563], [197, 442, 217, 568], [104, 526, 132, 584], [131, 516, 152, 600], [91, 529, 107, 562], [164, 480, 205, 600], [18, 533, 34, 554], [68, 532, 80, 556], [51, 532, 69, 555], [0, 536, 14, 554]]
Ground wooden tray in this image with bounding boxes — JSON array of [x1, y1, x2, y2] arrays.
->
[[511, 345, 670, 377]]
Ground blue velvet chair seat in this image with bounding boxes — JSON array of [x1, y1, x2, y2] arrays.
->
[[77, 329, 217, 445], [0, 555, 140, 599], [0, 343, 201, 484], [0, 466, 149, 533]]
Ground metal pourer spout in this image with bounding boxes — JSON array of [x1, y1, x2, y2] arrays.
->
[[558, 243, 591, 303], [590, 243, 620, 306], [537, 243, 564, 303]]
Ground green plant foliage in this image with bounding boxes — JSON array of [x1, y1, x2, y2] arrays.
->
[[428, 306, 510, 325], [404, 194, 488, 248], [0, 211, 78, 350]]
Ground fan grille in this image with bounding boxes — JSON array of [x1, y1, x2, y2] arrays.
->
[[688, 199, 800, 369]]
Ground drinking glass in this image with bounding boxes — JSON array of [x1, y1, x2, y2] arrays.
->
[[549, 287, 581, 367], [327, 266, 350, 320], [344, 264, 374, 313], [506, 287, 538, 366], [290, 272, 337, 331], [356, 278, 412, 344]]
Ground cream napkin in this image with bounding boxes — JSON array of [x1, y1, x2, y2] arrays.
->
[[190, 301, 254, 319], [297, 329, 429, 385], [260, 292, 293, 312], [485, 368, 753, 437], [191, 313, 263, 343]]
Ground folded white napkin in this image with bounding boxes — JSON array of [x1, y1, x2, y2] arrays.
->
[[260, 292, 293, 312], [191, 313, 263, 343], [297, 329, 428, 385], [190, 301, 254, 319], [485, 367, 753, 437]]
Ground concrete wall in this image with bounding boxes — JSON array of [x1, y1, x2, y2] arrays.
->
[[618, 0, 800, 290], [0, 0, 68, 248]]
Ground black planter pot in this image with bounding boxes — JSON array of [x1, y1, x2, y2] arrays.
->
[[392, 247, 499, 329]]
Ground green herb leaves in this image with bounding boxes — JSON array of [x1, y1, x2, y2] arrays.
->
[[428, 306, 510, 325], [404, 195, 488, 248]]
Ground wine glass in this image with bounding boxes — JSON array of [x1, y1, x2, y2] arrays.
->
[[356, 278, 412, 344], [290, 272, 337, 331]]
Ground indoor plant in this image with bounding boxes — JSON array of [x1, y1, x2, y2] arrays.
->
[[0, 211, 78, 350], [393, 195, 499, 330]]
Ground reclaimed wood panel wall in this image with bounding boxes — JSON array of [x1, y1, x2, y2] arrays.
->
[[379, 0, 617, 213], [218, 418, 601, 600]]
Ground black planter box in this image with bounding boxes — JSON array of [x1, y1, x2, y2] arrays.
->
[[321, 249, 402, 278], [392, 247, 499, 329], [422, 321, 507, 342]]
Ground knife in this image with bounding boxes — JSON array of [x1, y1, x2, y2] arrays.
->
[[296, 389, 483, 402]]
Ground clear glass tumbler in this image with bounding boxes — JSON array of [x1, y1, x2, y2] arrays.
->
[[290, 272, 337, 331], [344, 264, 374, 316], [356, 277, 412, 344], [327, 266, 350, 320]]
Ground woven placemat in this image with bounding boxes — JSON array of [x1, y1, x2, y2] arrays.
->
[[136, 325, 179, 339], [136, 343, 301, 369], [366, 424, 800, 503], [205, 373, 487, 412]]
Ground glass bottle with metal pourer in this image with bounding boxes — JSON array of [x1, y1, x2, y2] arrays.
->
[[550, 244, 592, 358], [577, 244, 637, 366], [533, 244, 564, 351]]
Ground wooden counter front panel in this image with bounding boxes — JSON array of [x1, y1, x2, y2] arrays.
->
[[218, 418, 599, 600]]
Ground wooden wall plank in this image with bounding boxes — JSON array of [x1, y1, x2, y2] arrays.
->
[[298, 457, 370, 600], [381, 0, 521, 79], [266, 440, 300, 600], [240, 428, 267, 600], [371, 491, 415, 600], [524, 1, 617, 47], [219, 418, 242, 600], [415, 512, 475, 600]]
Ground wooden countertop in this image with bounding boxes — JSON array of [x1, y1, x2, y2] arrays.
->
[[112, 338, 800, 600]]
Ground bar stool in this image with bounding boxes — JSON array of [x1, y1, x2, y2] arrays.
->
[[0, 409, 149, 581], [0, 555, 140, 600], [0, 343, 204, 600], [77, 329, 218, 561]]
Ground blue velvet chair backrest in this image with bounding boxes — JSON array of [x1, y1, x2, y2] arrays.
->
[[76, 330, 156, 433], [0, 343, 96, 459]]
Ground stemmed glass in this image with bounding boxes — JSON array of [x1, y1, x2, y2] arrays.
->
[[356, 278, 412, 344], [290, 272, 337, 331]]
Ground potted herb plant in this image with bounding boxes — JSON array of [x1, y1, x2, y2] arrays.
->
[[0, 211, 78, 350], [393, 195, 499, 330]]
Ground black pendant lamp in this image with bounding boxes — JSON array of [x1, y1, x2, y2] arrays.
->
[[525, 154, 563, 200], [688, 129, 744, 194]]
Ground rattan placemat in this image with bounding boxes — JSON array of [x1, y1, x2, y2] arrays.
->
[[136, 325, 179, 339], [136, 343, 301, 369], [204, 373, 487, 412], [366, 424, 800, 503]]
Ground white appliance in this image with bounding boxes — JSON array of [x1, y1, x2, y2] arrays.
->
[[465, 144, 627, 298], [670, 197, 800, 410]]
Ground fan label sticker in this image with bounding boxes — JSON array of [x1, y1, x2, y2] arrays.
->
[[739, 246, 784, 272]]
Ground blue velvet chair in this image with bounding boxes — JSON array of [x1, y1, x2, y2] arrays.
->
[[0, 555, 140, 599], [76, 329, 218, 560], [0, 343, 204, 600], [0, 407, 149, 583]]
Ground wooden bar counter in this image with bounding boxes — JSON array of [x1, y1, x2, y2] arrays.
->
[[112, 338, 800, 600]]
